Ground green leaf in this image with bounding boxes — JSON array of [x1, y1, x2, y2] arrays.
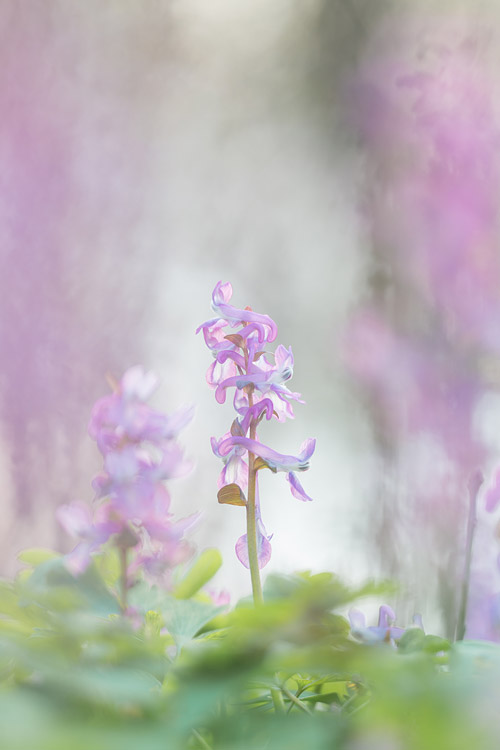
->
[[49, 664, 162, 709], [165, 598, 224, 651], [25, 558, 120, 617], [451, 639, 500, 674], [93, 546, 121, 587], [129, 583, 223, 652], [422, 634, 451, 654], [398, 628, 426, 653], [144, 610, 164, 638], [173, 549, 223, 600], [17, 548, 60, 567]]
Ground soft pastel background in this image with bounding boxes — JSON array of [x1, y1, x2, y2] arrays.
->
[[3, 0, 500, 638]]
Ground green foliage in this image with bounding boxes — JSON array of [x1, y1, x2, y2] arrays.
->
[[0, 550, 497, 749], [129, 581, 224, 653], [17, 548, 60, 567], [173, 548, 223, 600]]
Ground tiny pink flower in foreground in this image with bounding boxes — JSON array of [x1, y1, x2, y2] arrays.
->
[[349, 604, 423, 645], [207, 588, 231, 608]]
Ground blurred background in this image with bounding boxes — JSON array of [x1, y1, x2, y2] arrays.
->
[[2, 0, 500, 638]]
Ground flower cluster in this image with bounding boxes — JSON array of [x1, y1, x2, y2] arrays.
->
[[57, 366, 196, 581], [197, 281, 315, 569], [346, 20, 500, 635]]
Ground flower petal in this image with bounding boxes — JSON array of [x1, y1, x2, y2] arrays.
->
[[121, 366, 159, 401], [235, 532, 272, 569], [348, 607, 366, 630], [212, 280, 233, 306], [64, 542, 93, 575], [211, 281, 278, 343], [240, 398, 275, 434], [377, 604, 396, 628], [485, 468, 500, 512], [286, 472, 313, 502], [218, 436, 316, 472], [56, 501, 93, 539]]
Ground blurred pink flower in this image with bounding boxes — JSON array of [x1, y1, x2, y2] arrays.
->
[[346, 14, 500, 638], [56, 501, 122, 575], [58, 367, 194, 579]]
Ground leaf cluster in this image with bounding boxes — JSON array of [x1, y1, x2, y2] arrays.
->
[[0, 552, 498, 749]]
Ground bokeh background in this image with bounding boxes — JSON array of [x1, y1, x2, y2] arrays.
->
[[2, 0, 500, 638]]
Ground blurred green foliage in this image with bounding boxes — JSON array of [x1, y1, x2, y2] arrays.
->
[[0, 549, 498, 749]]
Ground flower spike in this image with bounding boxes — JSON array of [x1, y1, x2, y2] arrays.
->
[[58, 367, 195, 600], [198, 281, 315, 602]]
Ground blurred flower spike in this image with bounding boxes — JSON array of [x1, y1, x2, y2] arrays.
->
[[57, 366, 196, 584], [197, 281, 315, 589]]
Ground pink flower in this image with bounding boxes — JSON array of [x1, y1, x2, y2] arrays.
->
[[88, 366, 193, 453], [56, 501, 122, 574], [198, 282, 315, 568], [58, 368, 194, 582], [218, 436, 315, 475], [197, 281, 278, 344], [349, 604, 420, 645]]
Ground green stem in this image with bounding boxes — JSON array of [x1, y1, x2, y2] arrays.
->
[[242, 340, 263, 606], [246, 447, 263, 605], [281, 686, 313, 715], [456, 470, 483, 641], [119, 546, 128, 614], [245, 383, 263, 605], [192, 729, 212, 750], [270, 686, 286, 714]]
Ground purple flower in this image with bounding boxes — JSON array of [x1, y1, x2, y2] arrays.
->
[[235, 484, 273, 569], [58, 368, 195, 583], [348, 604, 421, 645], [236, 528, 272, 569], [217, 436, 316, 474], [214, 345, 301, 409], [130, 512, 198, 584], [88, 366, 193, 453], [56, 501, 122, 574], [286, 472, 313, 502], [198, 281, 315, 571], [207, 588, 231, 608], [345, 22, 500, 622], [197, 281, 278, 344], [211, 433, 249, 491], [239, 398, 275, 434]]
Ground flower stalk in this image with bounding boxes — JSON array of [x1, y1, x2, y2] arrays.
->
[[197, 281, 315, 602], [456, 470, 483, 641], [246, 391, 263, 605], [119, 545, 128, 614]]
